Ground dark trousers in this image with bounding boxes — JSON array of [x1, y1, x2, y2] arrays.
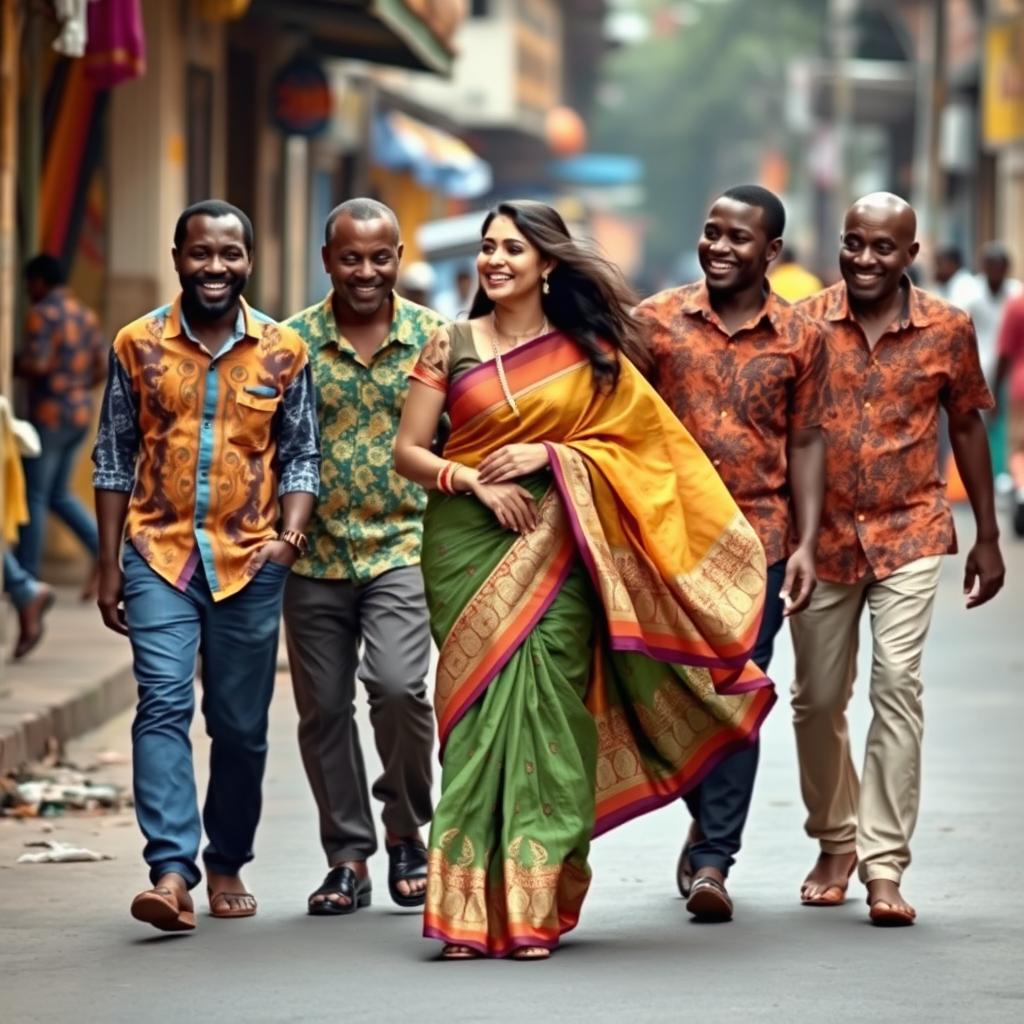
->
[[283, 566, 434, 864], [123, 545, 287, 889], [683, 559, 787, 876]]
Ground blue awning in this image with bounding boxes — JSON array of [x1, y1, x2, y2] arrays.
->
[[372, 110, 492, 199]]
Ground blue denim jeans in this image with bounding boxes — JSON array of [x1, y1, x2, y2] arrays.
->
[[122, 544, 289, 888], [683, 559, 788, 875], [3, 550, 39, 610], [17, 424, 99, 577]]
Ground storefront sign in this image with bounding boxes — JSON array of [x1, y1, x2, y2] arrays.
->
[[984, 19, 1024, 148], [271, 55, 331, 137]]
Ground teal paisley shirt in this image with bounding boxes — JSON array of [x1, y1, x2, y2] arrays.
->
[[285, 292, 447, 581]]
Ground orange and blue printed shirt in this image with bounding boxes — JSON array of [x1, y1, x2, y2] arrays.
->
[[18, 287, 106, 430], [92, 295, 320, 601]]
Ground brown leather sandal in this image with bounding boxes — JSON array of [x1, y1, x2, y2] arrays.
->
[[208, 888, 257, 919], [130, 886, 196, 932], [685, 875, 734, 922]]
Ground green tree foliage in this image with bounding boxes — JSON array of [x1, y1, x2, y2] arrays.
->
[[594, 0, 823, 277]]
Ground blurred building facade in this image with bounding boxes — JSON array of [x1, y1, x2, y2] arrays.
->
[[0, 0, 467, 580]]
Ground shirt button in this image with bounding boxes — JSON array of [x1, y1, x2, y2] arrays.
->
[[857, 514, 866, 522], [713, 459, 722, 467], [864, 400, 871, 409], [719, 411, 727, 419]]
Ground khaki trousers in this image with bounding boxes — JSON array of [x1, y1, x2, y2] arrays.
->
[[790, 555, 942, 884]]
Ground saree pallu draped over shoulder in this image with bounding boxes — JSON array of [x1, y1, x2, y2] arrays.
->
[[417, 329, 775, 957]]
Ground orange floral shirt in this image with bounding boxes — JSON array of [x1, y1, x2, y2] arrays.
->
[[636, 282, 827, 565], [799, 281, 993, 584]]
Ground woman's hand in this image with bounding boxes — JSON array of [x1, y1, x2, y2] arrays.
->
[[476, 443, 549, 483], [470, 477, 540, 533]]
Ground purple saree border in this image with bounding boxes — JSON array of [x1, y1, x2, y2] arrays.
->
[[545, 443, 771, 687], [592, 686, 777, 838], [447, 329, 562, 409]]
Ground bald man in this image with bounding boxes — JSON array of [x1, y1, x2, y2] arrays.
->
[[793, 193, 1004, 926]]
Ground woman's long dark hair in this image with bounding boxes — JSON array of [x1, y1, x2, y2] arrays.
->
[[468, 200, 652, 389]]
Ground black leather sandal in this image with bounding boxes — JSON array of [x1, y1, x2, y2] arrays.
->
[[386, 839, 428, 908], [307, 865, 372, 916]]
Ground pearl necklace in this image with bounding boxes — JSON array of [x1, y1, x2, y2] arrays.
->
[[489, 311, 548, 417]]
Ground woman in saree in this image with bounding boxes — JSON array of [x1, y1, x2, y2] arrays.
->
[[394, 201, 775, 961]]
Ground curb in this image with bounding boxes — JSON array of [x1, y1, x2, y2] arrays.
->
[[0, 662, 136, 775]]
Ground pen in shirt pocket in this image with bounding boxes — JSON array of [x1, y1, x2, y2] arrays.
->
[[243, 384, 279, 398]]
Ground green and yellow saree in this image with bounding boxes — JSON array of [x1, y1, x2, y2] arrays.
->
[[412, 328, 774, 956]]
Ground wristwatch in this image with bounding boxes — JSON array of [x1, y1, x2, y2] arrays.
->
[[278, 529, 309, 555]]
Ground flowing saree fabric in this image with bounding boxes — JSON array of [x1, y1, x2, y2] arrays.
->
[[416, 329, 775, 955]]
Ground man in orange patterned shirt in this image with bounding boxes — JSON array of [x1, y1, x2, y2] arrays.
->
[[636, 185, 826, 922], [794, 193, 1004, 926], [93, 201, 320, 932]]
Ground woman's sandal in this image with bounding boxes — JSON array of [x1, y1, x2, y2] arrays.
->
[[208, 888, 257, 919], [130, 886, 196, 932], [511, 946, 551, 961], [801, 857, 858, 907], [307, 865, 372, 916], [386, 839, 428, 908], [441, 944, 481, 960]]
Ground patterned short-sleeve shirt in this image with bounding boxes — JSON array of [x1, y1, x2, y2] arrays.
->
[[798, 280, 994, 584], [91, 295, 320, 601], [635, 281, 827, 566], [18, 288, 105, 430], [285, 292, 447, 582]]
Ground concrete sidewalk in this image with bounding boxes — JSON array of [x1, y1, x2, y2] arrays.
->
[[0, 588, 135, 773]]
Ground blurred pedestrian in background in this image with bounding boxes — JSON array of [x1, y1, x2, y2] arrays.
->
[[14, 254, 105, 598], [994, 290, 1024, 535], [794, 193, 1004, 928], [963, 243, 1021, 483], [932, 245, 975, 309], [434, 264, 476, 320], [2, 395, 55, 659], [636, 186, 826, 923], [397, 260, 436, 308], [770, 245, 824, 303]]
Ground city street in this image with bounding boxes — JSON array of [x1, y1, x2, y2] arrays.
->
[[2, 522, 1022, 1023]]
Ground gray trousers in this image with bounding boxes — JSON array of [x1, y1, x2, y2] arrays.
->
[[282, 566, 434, 864]]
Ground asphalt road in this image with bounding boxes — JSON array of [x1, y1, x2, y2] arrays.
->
[[2, 519, 1022, 1024]]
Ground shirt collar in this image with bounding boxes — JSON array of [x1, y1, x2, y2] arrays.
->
[[317, 291, 415, 351], [823, 276, 933, 329], [680, 280, 782, 335], [165, 294, 255, 345]]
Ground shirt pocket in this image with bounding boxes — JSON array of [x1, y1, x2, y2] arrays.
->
[[230, 388, 281, 450]]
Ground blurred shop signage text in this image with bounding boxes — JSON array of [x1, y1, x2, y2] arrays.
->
[[271, 54, 332, 137]]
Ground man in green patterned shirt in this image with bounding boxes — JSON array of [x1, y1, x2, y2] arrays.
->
[[283, 198, 447, 917]]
